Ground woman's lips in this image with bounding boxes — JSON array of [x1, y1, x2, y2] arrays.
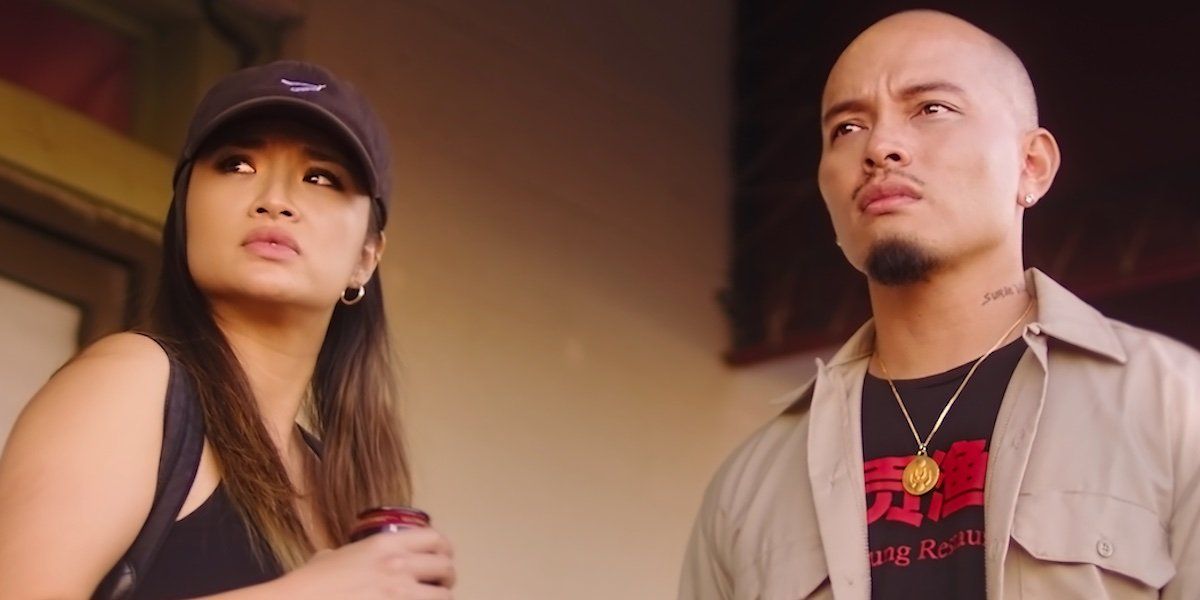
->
[[242, 227, 300, 259], [243, 239, 300, 259]]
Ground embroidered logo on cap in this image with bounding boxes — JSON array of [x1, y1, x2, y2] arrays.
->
[[281, 78, 327, 93]]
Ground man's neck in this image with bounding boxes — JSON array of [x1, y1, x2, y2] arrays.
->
[[867, 260, 1033, 379]]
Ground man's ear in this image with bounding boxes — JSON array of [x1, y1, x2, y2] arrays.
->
[[1018, 127, 1061, 205]]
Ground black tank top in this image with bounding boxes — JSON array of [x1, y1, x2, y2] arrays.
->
[[116, 337, 322, 599], [132, 485, 281, 599]]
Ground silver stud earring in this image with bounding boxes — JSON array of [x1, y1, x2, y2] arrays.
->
[[1021, 193, 1038, 207]]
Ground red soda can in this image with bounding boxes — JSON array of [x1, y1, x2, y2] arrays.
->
[[349, 506, 431, 542]]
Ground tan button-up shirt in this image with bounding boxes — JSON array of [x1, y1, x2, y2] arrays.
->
[[680, 269, 1200, 599]]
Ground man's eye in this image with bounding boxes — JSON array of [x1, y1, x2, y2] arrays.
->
[[831, 122, 864, 140], [304, 170, 342, 189], [218, 157, 255, 174], [920, 103, 952, 115]]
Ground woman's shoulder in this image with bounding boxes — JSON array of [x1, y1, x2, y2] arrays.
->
[[0, 332, 174, 594], [7, 333, 174, 468], [74, 330, 171, 370], [15, 331, 173, 452]]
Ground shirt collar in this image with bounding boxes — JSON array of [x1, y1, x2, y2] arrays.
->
[[1024, 267, 1127, 363], [813, 268, 1126, 371], [769, 268, 1127, 407]]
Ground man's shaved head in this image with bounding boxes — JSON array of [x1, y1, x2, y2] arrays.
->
[[826, 10, 1039, 130], [816, 9, 1060, 286]]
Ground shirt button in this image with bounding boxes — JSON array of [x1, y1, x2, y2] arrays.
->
[[1097, 540, 1115, 558]]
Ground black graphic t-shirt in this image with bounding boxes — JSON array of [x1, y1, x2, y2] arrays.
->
[[862, 338, 1027, 600]]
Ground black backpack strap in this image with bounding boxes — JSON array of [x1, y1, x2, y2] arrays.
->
[[92, 341, 205, 600]]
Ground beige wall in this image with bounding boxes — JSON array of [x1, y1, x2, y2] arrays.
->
[[0, 276, 81, 450], [285, 1, 775, 598]]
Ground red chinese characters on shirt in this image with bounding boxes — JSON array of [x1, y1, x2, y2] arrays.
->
[[864, 439, 988, 527]]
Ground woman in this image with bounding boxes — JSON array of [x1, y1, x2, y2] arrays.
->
[[0, 61, 454, 599]]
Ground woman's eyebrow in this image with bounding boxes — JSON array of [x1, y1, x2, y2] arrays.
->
[[303, 145, 350, 165], [219, 135, 266, 150]]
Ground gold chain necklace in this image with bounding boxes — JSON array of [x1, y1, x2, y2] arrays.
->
[[877, 301, 1034, 496]]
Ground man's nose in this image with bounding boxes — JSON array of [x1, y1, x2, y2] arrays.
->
[[863, 126, 911, 171]]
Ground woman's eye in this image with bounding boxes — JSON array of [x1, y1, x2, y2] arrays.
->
[[831, 122, 864, 140], [217, 156, 255, 174], [304, 169, 342, 189]]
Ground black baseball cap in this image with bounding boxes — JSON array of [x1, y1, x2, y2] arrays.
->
[[175, 60, 392, 225]]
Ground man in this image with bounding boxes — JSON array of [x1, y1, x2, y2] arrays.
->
[[680, 9, 1199, 600]]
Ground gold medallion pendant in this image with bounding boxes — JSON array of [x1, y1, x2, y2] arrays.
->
[[880, 301, 1034, 497], [902, 454, 940, 496]]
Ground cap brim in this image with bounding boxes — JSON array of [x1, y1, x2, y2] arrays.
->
[[180, 96, 381, 202]]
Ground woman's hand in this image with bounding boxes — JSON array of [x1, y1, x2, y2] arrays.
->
[[268, 527, 455, 600]]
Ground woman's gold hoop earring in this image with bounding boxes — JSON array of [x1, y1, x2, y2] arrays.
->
[[341, 285, 366, 305]]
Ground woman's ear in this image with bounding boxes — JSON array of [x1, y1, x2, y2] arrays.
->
[[352, 231, 386, 285]]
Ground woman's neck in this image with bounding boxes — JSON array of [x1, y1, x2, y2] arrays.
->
[[210, 302, 331, 449]]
